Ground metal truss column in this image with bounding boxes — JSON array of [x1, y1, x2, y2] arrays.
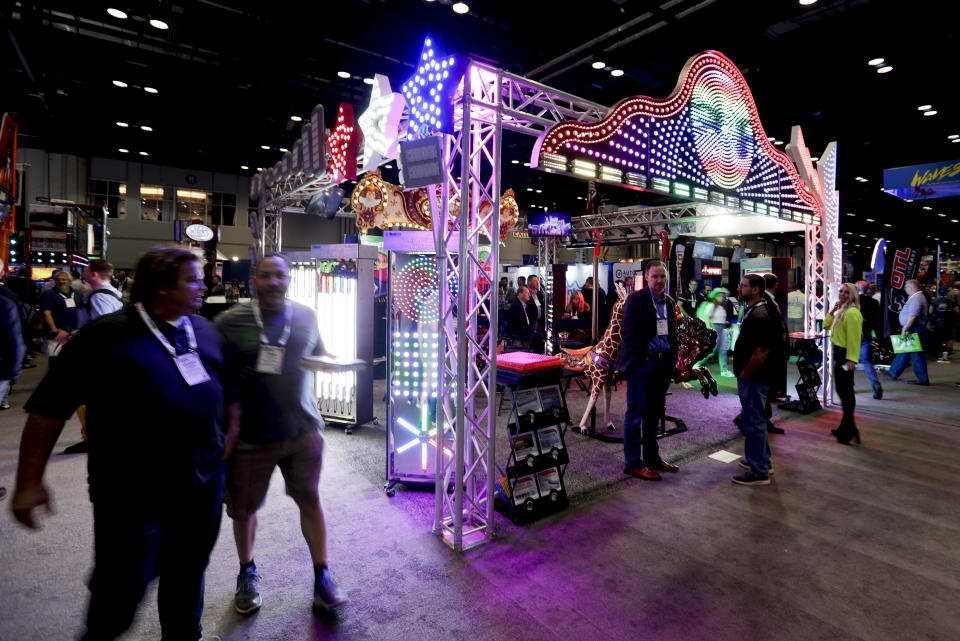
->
[[260, 206, 282, 255], [432, 62, 502, 551], [538, 237, 557, 353], [817, 142, 841, 405]]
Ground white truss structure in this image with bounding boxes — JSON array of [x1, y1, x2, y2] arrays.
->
[[817, 142, 841, 404], [538, 237, 558, 353]]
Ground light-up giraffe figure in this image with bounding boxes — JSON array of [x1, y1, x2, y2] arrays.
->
[[562, 282, 629, 432]]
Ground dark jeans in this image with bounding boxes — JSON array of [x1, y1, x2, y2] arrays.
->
[[80, 470, 224, 641], [833, 346, 856, 430], [623, 357, 671, 469], [737, 377, 771, 477], [890, 330, 929, 384]]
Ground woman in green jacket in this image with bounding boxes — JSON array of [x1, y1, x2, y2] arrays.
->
[[823, 283, 863, 444]]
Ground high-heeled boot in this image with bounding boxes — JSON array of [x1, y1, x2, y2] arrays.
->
[[836, 424, 861, 445]]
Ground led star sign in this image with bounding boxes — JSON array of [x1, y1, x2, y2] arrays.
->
[[401, 35, 466, 140], [358, 74, 406, 171], [328, 103, 360, 182]]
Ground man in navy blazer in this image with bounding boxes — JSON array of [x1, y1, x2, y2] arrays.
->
[[615, 260, 679, 481]]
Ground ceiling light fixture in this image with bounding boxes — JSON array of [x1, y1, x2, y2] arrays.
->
[[953, 139, 960, 143], [107, 8, 127, 19], [591, 61, 605, 70], [149, 19, 169, 30], [865, 218, 875, 222], [118, 148, 129, 153], [924, 110, 938, 116], [363, 77, 374, 85], [138, 151, 148, 156], [260, 145, 270, 150], [140, 125, 152, 132], [116, 121, 128, 127], [923, 206, 933, 210], [799, 0, 818, 5], [452, 2, 469, 14], [279, 147, 289, 153], [511, 159, 519, 164], [112, 80, 127, 88], [877, 65, 893, 74], [917, 105, 932, 111], [290, 116, 302, 122], [867, 57, 884, 66], [143, 86, 158, 94], [949, 135, 959, 140], [337, 71, 351, 79], [240, 165, 249, 170], [610, 69, 624, 77]]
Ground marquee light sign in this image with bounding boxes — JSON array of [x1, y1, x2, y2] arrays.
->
[[401, 35, 466, 140], [533, 51, 821, 224], [328, 103, 360, 182]]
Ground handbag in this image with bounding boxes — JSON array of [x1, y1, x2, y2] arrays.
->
[[890, 333, 922, 354]]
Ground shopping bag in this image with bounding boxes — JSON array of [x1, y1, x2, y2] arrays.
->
[[890, 333, 922, 354]]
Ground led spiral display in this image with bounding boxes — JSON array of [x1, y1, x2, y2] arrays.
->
[[533, 51, 821, 223], [689, 68, 754, 189], [392, 255, 441, 324]]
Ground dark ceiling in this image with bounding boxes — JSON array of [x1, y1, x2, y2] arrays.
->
[[3, 0, 959, 257]]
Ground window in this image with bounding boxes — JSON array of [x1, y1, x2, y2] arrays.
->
[[88, 180, 126, 219], [138, 185, 166, 221], [210, 192, 236, 226], [176, 189, 208, 222]]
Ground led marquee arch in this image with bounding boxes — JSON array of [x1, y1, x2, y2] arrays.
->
[[533, 51, 821, 223]]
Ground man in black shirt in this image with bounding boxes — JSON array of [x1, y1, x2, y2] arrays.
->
[[505, 285, 532, 343], [856, 281, 883, 399], [38, 270, 83, 355], [216, 254, 347, 615], [731, 274, 783, 486], [677, 278, 704, 318], [11, 246, 225, 641]]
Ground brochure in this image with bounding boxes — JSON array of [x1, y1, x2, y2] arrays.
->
[[537, 426, 563, 452], [537, 384, 563, 412], [536, 467, 562, 494], [513, 474, 541, 504], [515, 388, 542, 415], [513, 431, 540, 460]]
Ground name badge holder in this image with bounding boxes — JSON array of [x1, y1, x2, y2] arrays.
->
[[135, 303, 211, 386], [252, 301, 293, 375]]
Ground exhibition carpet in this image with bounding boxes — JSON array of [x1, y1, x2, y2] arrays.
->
[[2, 356, 959, 640]]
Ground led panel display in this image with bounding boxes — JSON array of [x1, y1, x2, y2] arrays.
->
[[532, 51, 821, 224]]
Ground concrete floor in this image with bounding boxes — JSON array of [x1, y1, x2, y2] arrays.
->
[[1, 356, 958, 640]]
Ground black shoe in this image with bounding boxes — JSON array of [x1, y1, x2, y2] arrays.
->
[[733, 414, 744, 434], [835, 426, 861, 445], [64, 441, 90, 454], [731, 472, 770, 486], [872, 382, 883, 400], [766, 422, 785, 435]]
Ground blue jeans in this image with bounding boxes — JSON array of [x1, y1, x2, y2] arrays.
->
[[737, 378, 771, 477], [0, 379, 9, 405], [623, 358, 671, 469], [889, 333, 929, 384], [858, 338, 879, 386]]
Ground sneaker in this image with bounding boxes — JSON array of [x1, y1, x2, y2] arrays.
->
[[0, 402, 9, 410], [234, 567, 262, 615], [720, 370, 735, 377], [732, 472, 770, 486], [313, 567, 348, 611], [738, 459, 773, 475]]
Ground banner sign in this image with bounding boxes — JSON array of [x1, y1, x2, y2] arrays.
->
[[880, 240, 921, 338], [883, 159, 960, 200]]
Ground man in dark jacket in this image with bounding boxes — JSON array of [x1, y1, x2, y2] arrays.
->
[[856, 281, 883, 399], [615, 260, 679, 481], [505, 285, 532, 342]]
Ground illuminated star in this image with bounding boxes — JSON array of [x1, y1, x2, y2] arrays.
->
[[401, 34, 466, 140], [327, 103, 360, 182], [358, 74, 406, 171]]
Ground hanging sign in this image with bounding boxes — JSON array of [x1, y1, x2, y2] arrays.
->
[[185, 223, 214, 242], [883, 159, 960, 200]]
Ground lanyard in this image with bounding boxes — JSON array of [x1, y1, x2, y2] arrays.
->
[[251, 300, 292, 347], [743, 299, 765, 321], [58, 290, 74, 302], [134, 302, 198, 357]]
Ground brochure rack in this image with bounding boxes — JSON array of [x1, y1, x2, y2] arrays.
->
[[781, 334, 822, 414], [494, 370, 571, 524]]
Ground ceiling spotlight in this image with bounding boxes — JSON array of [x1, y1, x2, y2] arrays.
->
[[592, 60, 605, 70], [240, 165, 249, 170], [865, 218, 875, 222], [867, 57, 884, 66], [363, 77, 374, 85], [876, 65, 893, 74], [938, 213, 946, 217], [923, 206, 933, 210], [949, 135, 959, 140], [112, 80, 127, 88], [290, 116, 302, 122], [144, 86, 158, 94], [799, 0, 818, 5], [138, 151, 149, 156], [257, 167, 264, 171], [260, 145, 270, 150], [526, 188, 533, 192], [535, 189, 543, 193], [149, 19, 169, 30], [610, 69, 624, 77], [337, 71, 351, 79], [118, 148, 129, 153], [140, 125, 153, 132], [107, 8, 127, 19], [773, 140, 784, 145], [917, 105, 933, 111], [924, 110, 938, 116], [279, 147, 289, 153], [953, 139, 960, 143], [116, 121, 128, 127], [511, 159, 519, 164], [452, 2, 470, 14]]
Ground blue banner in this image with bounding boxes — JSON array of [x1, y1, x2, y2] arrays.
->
[[883, 159, 960, 200]]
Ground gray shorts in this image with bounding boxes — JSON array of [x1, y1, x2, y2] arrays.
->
[[225, 429, 324, 519]]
